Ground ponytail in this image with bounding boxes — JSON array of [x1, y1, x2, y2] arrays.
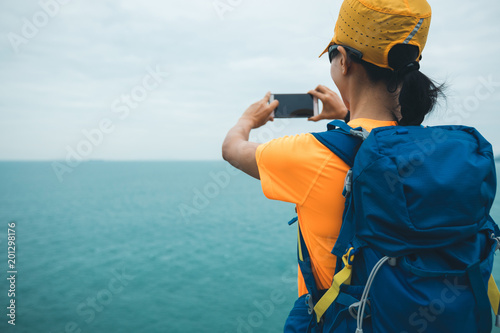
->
[[398, 70, 443, 126]]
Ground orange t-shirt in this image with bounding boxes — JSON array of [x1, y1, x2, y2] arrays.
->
[[255, 118, 396, 297]]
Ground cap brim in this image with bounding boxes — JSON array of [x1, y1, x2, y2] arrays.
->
[[319, 41, 336, 58]]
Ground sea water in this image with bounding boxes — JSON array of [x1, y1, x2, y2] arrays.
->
[[0, 161, 499, 333]]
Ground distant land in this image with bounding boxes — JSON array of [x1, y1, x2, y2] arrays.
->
[[496, 155, 500, 162]]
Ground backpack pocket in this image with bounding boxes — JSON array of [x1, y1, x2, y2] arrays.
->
[[320, 227, 497, 333], [367, 230, 496, 333]]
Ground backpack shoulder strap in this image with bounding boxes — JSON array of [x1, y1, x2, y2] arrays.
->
[[295, 121, 365, 304], [311, 120, 365, 167]]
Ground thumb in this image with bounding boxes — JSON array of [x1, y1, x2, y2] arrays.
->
[[269, 99, 279, 109]]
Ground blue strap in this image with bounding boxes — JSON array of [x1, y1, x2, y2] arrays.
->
[[311, 121, 363, 167], [335, 292, 359, 307], [294, 121, 364, 309], [298, 225, 320, 301], [326, 119, 353, 133], [467, 261, 492, 333], [297, 121, 363, 302], [288, 216, 298, 226]]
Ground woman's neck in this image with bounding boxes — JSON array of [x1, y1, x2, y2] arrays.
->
[[345, 72, 400, 122]]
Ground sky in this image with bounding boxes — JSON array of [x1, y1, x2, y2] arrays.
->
[[1, 0, 499, 161]]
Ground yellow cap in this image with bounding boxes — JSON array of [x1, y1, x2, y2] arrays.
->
[[320, 0, 432, 70]]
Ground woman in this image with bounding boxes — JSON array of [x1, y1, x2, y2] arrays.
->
[[222, 0, 443, 331]]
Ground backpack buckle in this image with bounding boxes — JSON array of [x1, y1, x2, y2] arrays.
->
[[491, 233, 500, 251], [350, 128, 370, 140], [305, 294, 314, 315], [345, 247, 357, 265], [343, 169, 353, 198]]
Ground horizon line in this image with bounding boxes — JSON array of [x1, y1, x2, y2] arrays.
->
[[0, 159, 226, 162], [1, 155, 500, 162]]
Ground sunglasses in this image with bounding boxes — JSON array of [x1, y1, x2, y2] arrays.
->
[[328, 45, 363, 63]]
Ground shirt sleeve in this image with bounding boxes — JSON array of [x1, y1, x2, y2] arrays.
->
[[255, 133, 332, 205]]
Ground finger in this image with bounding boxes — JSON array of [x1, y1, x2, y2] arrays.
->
[[316, 85, 328, 94], [307, 89, 325, 100], [322, 85, 336, 95], [262, 91, 272, 103], [267, 99, 279, 111]]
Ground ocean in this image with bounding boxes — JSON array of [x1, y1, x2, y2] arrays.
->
[[0, 161, 499, 333]]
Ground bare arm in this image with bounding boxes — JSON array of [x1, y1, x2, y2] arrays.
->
[[222, 87, 346, 178], [222, 92, 279, 179]]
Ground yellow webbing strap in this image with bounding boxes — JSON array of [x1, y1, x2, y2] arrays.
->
[[488, 275, 500, 315], [313, 248, 355, 323], [298, 227, 304, 262]]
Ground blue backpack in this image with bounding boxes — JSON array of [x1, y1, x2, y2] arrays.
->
[[294, 120, 500, 332]]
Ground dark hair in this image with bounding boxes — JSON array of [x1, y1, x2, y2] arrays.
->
[[331, 45, 445, 125]]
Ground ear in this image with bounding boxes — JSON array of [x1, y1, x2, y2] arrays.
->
[[337, 46, 351, 75]]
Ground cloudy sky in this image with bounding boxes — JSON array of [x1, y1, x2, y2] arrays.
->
[[1, 0, 499, 161]]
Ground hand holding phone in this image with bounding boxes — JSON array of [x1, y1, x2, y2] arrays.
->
[[307, 85, 348, 122], [269, 93, 319, 118], [239, 92, 278, 129]]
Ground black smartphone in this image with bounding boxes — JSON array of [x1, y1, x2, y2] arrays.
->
[[269, 93, 319, 118]]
